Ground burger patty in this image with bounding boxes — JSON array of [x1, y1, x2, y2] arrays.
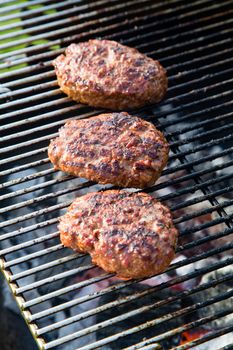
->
[[53, 39, 167, 110], [59, 190, 178, 280], [48, 112, 169, 188]]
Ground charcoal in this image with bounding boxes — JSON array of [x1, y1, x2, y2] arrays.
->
[[96, 284, 185, 349], [35, 249, 90, 296], [194, 264, 233, 330]]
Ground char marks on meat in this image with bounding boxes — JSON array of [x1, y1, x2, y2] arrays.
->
[[53, 39, 167, 110], [59, 190, 178, 279], [48, 112, 169, 188]]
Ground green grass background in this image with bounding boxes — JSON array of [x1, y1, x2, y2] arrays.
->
[[0, 1, 58, 72]]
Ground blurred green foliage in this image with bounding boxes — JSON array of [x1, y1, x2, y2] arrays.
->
[[0, 0, 59, 72]]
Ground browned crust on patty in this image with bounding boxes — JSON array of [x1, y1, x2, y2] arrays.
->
[[53, 39, 167, 110], [59, 190, 178, 279], [48, 112, 169, 188]]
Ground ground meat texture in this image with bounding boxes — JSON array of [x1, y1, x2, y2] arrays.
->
[[59, 190, 178, 280], [53, 39, 167, 110], [48, 112, 169, 188]]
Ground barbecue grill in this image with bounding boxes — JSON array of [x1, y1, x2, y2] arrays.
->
[[0, 0, 233, 349]]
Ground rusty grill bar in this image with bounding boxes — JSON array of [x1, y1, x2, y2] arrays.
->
[[0, 0, 233, 349]]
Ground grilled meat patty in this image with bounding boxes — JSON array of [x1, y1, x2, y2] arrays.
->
[[59, 190, 178, 279], [53, 39, 167, 110], [48, 112, 169, 188]]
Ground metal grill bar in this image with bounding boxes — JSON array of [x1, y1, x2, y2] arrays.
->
[[88, 310, 233, 350], [0, 0, 213, 38], [0, 96, 70, 120], [2, 61, 233, 140], [8, 221, 232, 283], [0, 4, 178, 52], [0, 0, 230, 66], [175, 199, 233, 224], [151, 87, 233, 120], [21, 271, 114, 304], [0, 110, 99, 143], [1, 148, 232, 208], [0, 0, 122, 32], [0, 174, 72, 202], [0, 231, 59, 256], [0, 80, 57, 102], [1, 202, 232, 274], [2, 160, 232, 226], [17, 264, 95, 294], [29, 241, 233, 314], [2, 59, 231, 113], [171, 185, 233, 212], [10, 253, 80, 281], [0, 136, 231, 185], [0, 89, 61, 112], [44, 285, 233, 349], [2, 40, 233, 103], [0, 132, 57, 154], [6, 226, 233, 292], [0, 85, 231, 142], [1, 155, 232, 228], [4, 71, 55, 88], [0, 168, 56, 190], [25, 275, 134, 311], [1, 0, 28, 4], [5, 244, 64, 268], [0, 147, 47, 166], [179, 224, 233, 247], [1, 163, 232, 231], [0, 0, 51, 13], [0, 218, 59, 242], [2, 15, 233, 85], [3, 107, 233, 157], [0, 21, 231, 89], [169, 134, 233, 161], [2, 76, 233, 157], [166, 147, 232, 174], [2, 195, 233, 268], [163, 95, 232, 129], [0, 158, 51, 177], [172, 119, 233, 147], [0, 200, 72, 229], [1, 162, 232, 235], [0, 0, 146, 41], [0, 186, 70, 216], [161, 120, 231, 228], [0, 0, 101, 20], [5, 196, 232, 262], [37, 271, 233, 336], [24, 245, 233, 312], [3, 37, 230, 83], [0, 0, 231, 63], [126, 311, 233, 350]]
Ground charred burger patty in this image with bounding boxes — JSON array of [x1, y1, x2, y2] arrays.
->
[[53, 39, 167, 110], [59, 190, 178, 280], [48, 112, 169, 188]]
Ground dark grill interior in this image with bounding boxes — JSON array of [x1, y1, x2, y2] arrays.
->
[[0, 0, 233, 349]]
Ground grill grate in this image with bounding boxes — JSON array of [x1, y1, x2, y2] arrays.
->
[[1, 0, 233, 349]]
